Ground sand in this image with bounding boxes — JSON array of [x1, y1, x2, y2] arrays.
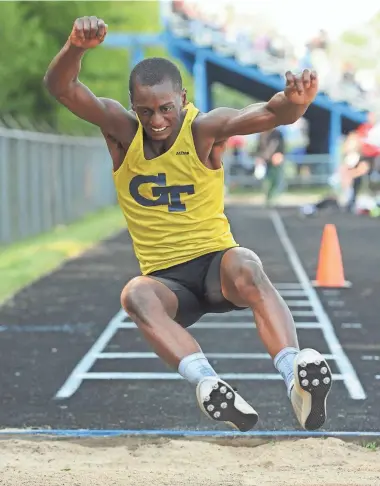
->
[[0, 435, 379, 486]]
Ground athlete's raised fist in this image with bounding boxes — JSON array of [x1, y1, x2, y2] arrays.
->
[[69, 16, 108, 49], [284, 69, 318, 105]]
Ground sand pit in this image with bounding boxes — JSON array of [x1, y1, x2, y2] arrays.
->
[[0, 435, 379, 485]]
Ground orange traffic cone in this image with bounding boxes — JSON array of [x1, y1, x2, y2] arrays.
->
[[314, 224, 348, 287]]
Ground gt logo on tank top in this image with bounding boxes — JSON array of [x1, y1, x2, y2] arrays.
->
[[129, 173, 195, 212]]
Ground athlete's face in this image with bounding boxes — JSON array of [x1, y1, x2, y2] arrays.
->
[[131, 79, 187, 141]]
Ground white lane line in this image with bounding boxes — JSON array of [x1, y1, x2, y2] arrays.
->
[[291, 311, 317, 317], [286, 301, 312, 307], [54, 309, 125, 399], [274, 283, 302, 289], [203, 309, 316, 318], [238, 300, 312, 308], [118, 321, 321, 330], [278, 290, 306, 297], [97, 352, 336, 360], [79, 372, 344, 381], [270, 210, 366, 400], [341, 323, 362, 329]]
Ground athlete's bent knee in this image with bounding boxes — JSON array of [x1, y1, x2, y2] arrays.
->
[[234, 257, 267, 298], [120, 276, 177, 324], [120, 277, 150, 319]]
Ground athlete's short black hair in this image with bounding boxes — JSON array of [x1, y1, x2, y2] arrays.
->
[[129, 57, 183, 98]]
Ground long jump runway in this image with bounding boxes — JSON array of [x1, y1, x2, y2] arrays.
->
[[0, 207, 379, 434]]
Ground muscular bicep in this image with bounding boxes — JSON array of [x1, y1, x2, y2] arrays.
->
[[52, 81, 130, 133], [203, 105, 277, 142]]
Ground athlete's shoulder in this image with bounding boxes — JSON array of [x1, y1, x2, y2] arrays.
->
[[99, 98, 137, 123], [191, 107, 214, 129], [99, 98, 138, 142], [192, 106, 235, 144], [192, 106, 236, 127]]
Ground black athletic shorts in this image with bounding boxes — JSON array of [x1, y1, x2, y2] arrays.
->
[[146, 248, 247, 328]]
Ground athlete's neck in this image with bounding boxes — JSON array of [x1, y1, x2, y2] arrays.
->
[[143, 111, 186, 159]]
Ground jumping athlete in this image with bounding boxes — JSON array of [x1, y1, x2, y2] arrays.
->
[[44, 16, 332, 432]]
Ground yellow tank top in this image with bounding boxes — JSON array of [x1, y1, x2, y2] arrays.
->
[[112, 102, 238, 275]]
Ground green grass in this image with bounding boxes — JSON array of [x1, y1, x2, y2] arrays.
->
[[364, 442, 378, 451], [0, 206, 125, 305]]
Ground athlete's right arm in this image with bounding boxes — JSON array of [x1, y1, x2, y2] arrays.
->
[[43, 16, 130, 133]]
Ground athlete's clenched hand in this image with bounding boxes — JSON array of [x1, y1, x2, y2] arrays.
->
[[69, 16, 108, 49]]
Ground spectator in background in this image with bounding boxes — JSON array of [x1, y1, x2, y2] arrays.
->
[[300, 131, 360, 216], [304, 30, 330, 91], [300, 119, 380, 217], [307, 29, 329, 52], [286, 117, 309, 175], [366, 118, 380, 148], [268, 33, 287, 59], [347, 112, 380, 210], [227, 134, 246, 174], [342, 62, 363, 95], [254, 128, 285, 206]]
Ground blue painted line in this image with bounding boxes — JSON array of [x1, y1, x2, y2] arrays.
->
[[0, 429, 379, 438], [0, 323, 94, 333]]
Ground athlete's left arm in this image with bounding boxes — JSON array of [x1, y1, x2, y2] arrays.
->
[[203, 70, 318, 142]]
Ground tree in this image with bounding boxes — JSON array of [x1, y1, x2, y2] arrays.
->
[[0, 2, 45, 120]]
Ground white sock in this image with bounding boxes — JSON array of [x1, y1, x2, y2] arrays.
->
[[273, 347, 299, 397], [178, 352, 218, 385]]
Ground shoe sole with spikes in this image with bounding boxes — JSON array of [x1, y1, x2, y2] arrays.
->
[[292, 348, 332, 430], [196, 377, 258, 432]]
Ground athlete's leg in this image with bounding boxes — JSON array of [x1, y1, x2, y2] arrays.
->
[[207, 246, 298, 388], [122, 276, 223, 384], [121, 275, 258, 431], [346, 175, 362, 211], [218, 247, 332, 430], [121, 276, 200, 368]]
